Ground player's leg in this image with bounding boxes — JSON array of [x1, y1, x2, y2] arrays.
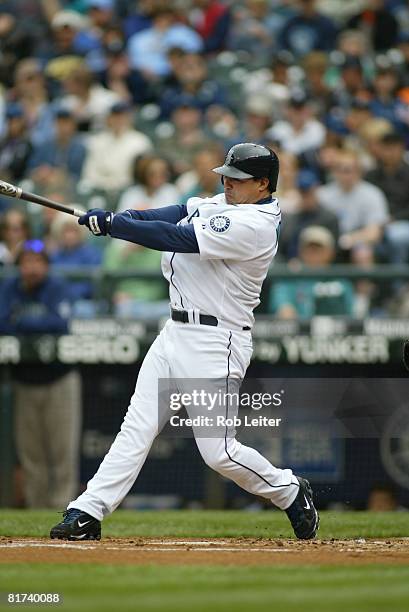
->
[[171, 324, 298, 507], [46, 371, 82, 508], [195, 436, 300, 508], [50, 324, 173, 539], [173, 324, 318, 538]]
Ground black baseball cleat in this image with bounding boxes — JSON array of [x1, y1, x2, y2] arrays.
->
[[50, 508, 101, 541], [285, 477, 319, 540]]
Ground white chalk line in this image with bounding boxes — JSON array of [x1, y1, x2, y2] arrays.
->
[[0, 541, 293, 553]]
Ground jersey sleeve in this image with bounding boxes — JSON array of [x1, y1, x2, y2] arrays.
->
[[122, 204, 187, 224], [192, 212, 259, 261]]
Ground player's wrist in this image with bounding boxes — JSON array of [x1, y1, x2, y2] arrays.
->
[[105, 211, 114, 235]]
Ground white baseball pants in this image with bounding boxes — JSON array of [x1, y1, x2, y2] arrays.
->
[[68, 320, 299, 520]]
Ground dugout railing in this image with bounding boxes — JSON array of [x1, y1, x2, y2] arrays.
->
[[0, 263, 408, 313]]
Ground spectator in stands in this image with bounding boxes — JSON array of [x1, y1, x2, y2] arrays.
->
[[81, 101, 152, 192], [116, 155, 180, 213], [123, 0, 156, 40], [334, 98, 373, 170], [0, 208, 30, 265], [279, 169, 339, 260], [46, 10, 90, 60], [266, 92, 326, 158], [160, 52, 227, 119], [369, 65, 407, 137], [155, 99, 212, 177], [34, 183, 77, 253], [336, 29, 372, 77], [356, 117, 394, 170], [28, 107, 86, 182], [275, 151, 302, 215], [127, 5, 203, 80], [241, 97, 274, 144], [279, 0, 338, 56], [94, 27, 151, 105], [50, 213, 102, 303], [270, 225, 355, 319], [103, 241, 168, 319], [0, 11, 34, 88], [84, 18, 134, 76], [332, 56, 368, 111], [0, 103, 32, 183], [192, 0, 231, 53], [317, 149, 389, 252], [242, 51, 292, 123], [302, 52, 336, 116], [314, 139, 342, 183], [179, 145, 224, 203], [59, 61, 121, 132], [79, 0, 119, 60], [0, 240, 81, 508], [204, 105, 241, 149], [86, 0, 116, 30], [347, 0, 399, 52], [366, 132, 409, 263], [228, 0, 276, 61], [12, 58, 55, 147], [330, 101, 377, 172]]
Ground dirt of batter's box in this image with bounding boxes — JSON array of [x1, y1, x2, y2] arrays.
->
[[1, 537, 409, 566]]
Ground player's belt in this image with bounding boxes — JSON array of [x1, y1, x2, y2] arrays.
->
[[171, 308, 251, 331], [171, 308, 218, 326]]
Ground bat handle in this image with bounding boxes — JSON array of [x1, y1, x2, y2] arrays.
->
[[72, 207, 86, 218]]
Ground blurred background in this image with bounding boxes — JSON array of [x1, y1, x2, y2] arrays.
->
[[0, 0, 409, 513]]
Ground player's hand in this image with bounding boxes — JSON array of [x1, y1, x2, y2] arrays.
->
[[78, 209, 114, 236]]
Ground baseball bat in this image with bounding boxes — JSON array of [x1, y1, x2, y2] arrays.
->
[[0, 179, 86, 218]]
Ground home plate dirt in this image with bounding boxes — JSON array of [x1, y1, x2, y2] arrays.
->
[[1, 537, 409, 565]]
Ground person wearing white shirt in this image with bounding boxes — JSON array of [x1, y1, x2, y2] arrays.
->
[[317, 149, 389, 250], [116, 155, 180, 212], [266, 93, 326, 156], [81, 101, 152, 192]]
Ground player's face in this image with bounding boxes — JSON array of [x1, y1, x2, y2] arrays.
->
[[223, 176, 268, 204]]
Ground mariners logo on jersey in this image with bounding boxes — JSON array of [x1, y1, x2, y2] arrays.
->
[[209, 215, 231, 233]]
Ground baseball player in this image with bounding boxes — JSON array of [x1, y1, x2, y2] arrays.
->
[[50, 143, 319, 541]]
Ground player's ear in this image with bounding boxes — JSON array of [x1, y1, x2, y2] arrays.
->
[[258, 177, 269, 191]]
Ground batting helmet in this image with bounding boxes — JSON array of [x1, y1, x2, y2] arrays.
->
[[212, 143, 279, 192]]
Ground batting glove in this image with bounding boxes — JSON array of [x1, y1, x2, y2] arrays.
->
[[78, 209, 114, 236]]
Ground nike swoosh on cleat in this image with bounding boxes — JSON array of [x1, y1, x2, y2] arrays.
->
[[303, 495, 311, 510], [70, 533, 87, 540], [77, 520, 91, 528]]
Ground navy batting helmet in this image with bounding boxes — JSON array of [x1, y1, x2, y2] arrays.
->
[[212, 143, 279, 192]]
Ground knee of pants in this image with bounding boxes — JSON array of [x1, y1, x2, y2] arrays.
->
[[196, 438, 238, 474]]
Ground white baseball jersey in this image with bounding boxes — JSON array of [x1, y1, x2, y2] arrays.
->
[[161, 193, 281, 329]]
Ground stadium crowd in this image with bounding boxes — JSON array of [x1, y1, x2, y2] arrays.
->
[[0, 0, 409, 322]]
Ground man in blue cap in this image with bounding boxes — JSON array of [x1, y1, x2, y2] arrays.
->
[[0, 240, 81, 508]]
